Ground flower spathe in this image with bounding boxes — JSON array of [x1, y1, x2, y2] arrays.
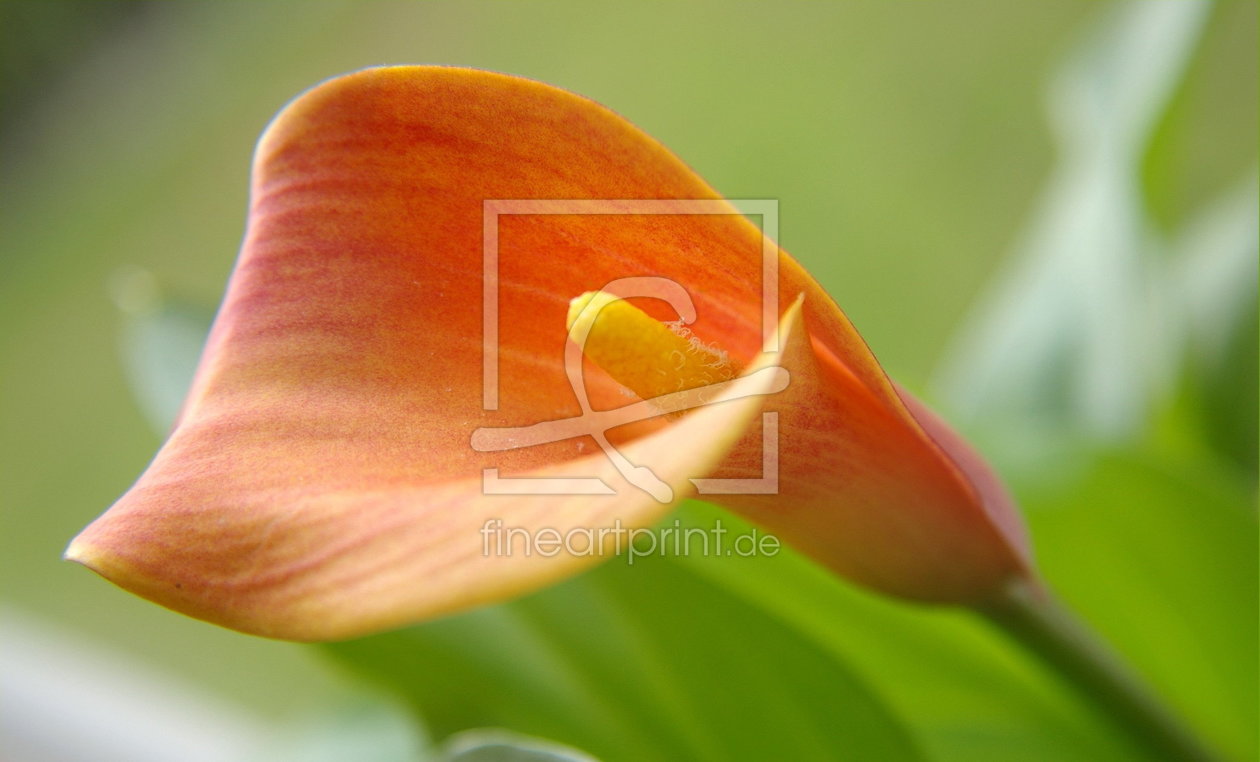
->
[[67, 67, 1033, 641]]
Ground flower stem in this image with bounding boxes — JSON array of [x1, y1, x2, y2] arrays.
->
[[979, 578, 1218, 761]]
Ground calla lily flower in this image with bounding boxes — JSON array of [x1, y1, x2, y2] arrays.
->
[[67, 66, 1034, 641]]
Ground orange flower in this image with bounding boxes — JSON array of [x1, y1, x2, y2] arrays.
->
[[67, 67, 1033, 641]]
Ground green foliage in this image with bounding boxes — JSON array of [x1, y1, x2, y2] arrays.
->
[[321, 445, 1258, 761], [431, 729, 599, 762], [934, 1, 1257, 475], [326, 548, 924, 762], [109, 266, 215, 435], [1022, 451, 1258, 761], [258, 695, 429, 762]]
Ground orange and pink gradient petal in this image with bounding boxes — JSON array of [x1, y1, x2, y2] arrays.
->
[[68, 67, 1033, 640]]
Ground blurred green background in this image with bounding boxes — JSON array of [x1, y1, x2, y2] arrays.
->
[[1, 2, 1254, 760]]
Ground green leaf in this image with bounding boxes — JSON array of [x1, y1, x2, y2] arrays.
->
[[324, 548, 925, 762], [1166, 172, 1259, 475], [259, 695, 428, 762], [933, 1, 1211, 444], [676, 455, 1257, 762], [109, 266, 213, 434], [1020, 450, 1258, 761], [670, 502, 1143, 762], [433, 729, 599, 762]]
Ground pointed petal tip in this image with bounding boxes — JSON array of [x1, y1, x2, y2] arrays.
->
[[62, 535, 91, 568], [62, 527, 118, 578], [61, 519, 323, 642]]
